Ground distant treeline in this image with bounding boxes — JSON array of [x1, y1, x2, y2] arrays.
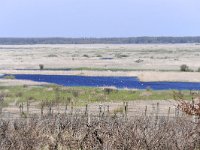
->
[[1, 37, 200, 45]]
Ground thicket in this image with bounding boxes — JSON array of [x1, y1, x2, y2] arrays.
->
[[0, 115, 199, 150]]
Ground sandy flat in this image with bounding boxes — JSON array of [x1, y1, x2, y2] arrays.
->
[[0, 44, 200, 83], [0, 79, 48, 86], [0, 44, 200, 70]]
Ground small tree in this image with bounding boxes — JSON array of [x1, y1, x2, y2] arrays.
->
[[180, 64, 189, 72], [39, 64, 44, 70]]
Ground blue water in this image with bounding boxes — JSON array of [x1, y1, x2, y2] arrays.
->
[[3, 74, 200, 90]]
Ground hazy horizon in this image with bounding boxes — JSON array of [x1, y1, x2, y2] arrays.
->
[[0, 0, 200, 37], [1, 36, 200, 38]]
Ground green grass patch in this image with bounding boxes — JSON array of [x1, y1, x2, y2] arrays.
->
[[3, 75, 15, 79], [0, 85, 194, 107]]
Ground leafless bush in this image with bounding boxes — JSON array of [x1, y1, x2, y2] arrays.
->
[[174, 90, 200, 119], [0, 115, 199, 150]]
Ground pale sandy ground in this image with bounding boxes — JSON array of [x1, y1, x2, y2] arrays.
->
[[0, 44, 200, 70], [0, 44, 200, 83], [0, 79, 49, 86]]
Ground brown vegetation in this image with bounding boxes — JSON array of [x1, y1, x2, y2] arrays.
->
[[0, 115, 199, 150], [174, 91, 200, 118]]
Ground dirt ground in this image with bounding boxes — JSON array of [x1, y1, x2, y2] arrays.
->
[[0, 79, 48, 86], [0, 44, 200, 83], [0, 44, 200, 70], [1, 100, 179, 119]]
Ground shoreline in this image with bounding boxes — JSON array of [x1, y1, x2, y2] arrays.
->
[[0, 78, 49, 86], [1, 70, 200, 83]]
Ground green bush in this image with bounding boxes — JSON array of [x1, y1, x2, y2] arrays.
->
[[3, 75, 15, 79], [39, 64, 44, 70], [96, 54, 102, 57], [103, 88, 114, 95], [115, 53, 129, 58], [83, 54, 89, 58], [180, 64, 189, 72], [47, 54, 58, 57]]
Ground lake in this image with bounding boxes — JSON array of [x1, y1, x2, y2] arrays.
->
[[3, 74, 200, 90]]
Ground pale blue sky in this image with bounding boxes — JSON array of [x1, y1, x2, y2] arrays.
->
[[0, 0, 200, 37]]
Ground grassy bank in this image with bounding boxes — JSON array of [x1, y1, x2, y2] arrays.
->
[[0, 85, 194, 107]]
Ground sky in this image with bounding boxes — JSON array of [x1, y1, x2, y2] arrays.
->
[[0, 0, 200, 37]]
